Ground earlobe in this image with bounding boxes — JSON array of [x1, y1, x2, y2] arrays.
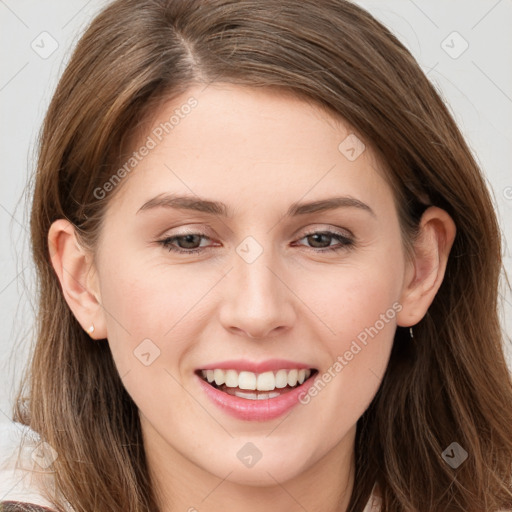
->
[[48, 219, 107, 339], [397, 206, 456, 328]]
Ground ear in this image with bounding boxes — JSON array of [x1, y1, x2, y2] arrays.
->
[[396, 206, 456, 327], [48, 219, 107, 339]]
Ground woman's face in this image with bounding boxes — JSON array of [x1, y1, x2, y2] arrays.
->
[[90, 83, 409, 487]]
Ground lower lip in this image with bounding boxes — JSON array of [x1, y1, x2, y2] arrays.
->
[[196, 373, 317, 421]]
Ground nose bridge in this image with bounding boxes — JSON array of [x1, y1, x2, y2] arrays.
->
[[219, 236, 295, 338]]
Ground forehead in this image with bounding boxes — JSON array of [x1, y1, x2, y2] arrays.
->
[[103, 83, 392, 219]]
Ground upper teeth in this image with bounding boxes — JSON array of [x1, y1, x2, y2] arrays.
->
[[201, 369, 312, 391]]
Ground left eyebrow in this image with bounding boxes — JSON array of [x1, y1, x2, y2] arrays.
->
[[136, 193, 376, 218], [288, 196, 376, 218]]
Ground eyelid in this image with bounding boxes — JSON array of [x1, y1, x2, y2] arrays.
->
[[156, 224, 356, 256], [296, 224, 354, 239], [157, 224, 214, 239], [161, 224, 353, 240]]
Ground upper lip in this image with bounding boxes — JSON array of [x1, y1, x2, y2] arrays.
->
[[198, 359, 315, 374]]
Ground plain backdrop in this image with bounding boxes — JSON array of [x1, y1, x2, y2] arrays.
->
[[0, 0, 511, 430]]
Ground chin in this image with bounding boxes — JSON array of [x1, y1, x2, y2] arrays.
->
[[202, 445, 314, 487]]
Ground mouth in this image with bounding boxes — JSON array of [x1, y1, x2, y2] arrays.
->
[[196, 368, 319, 401]]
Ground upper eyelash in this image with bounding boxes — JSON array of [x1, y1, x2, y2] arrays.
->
[[157, 230, 354, 254]]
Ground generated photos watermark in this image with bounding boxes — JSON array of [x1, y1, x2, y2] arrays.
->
[[298, 301, 403, 404], [93, 96, 198, 200]]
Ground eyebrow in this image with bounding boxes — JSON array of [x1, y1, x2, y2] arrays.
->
[[136, 193, 376, 218]]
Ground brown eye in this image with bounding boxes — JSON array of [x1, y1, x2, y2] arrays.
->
[[295, 230, 354, 252], [158, 233, 213, 254], [173, 234, 203, 249]]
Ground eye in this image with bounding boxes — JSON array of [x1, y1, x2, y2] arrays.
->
[[156, 229, 355, 255], [294, 230, 354, 252], [158, 232, 214, 254]]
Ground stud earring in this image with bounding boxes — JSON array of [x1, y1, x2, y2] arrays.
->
[[87, 324, 95, 335]]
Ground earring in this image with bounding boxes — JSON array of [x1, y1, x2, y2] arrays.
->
[[87, 324, 95, 335], [409, 327, 414, 339]]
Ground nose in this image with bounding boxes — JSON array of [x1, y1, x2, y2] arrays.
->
[[218, 247, 296, 339]]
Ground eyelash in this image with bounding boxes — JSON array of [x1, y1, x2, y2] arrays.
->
[[157, 229, 354, 254]]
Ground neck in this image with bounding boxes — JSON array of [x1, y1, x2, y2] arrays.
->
[[143, 420, 357, 512]]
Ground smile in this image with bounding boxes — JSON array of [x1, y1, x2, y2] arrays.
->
[[198, 368, 315, 400], [195, 361, 318, 421]]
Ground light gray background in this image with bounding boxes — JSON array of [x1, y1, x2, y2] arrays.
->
[[1, 0, 511, 429]]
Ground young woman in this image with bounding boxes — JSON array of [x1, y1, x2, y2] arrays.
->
[[1, 0, 511, 511]]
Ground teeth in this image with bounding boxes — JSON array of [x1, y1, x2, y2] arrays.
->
[[238, 371, 257, 390], [256, 371, 275, 391], [225, 369, 238, 387], [232, 390, 282, 400], [275, 369, 288, 388], [200, 368, 312, 391], [214, 369, 225, 386], [287, 369, 298, 386]]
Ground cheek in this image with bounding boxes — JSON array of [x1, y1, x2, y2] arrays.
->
[[303, 258, 402, 349], [96, 260, 200, 422], [336, 271, 400, 346], [96, 248, 231, 390], [329, 236, 404, 352], [96, 253, 196, 371], [296, 257, 402, 410]]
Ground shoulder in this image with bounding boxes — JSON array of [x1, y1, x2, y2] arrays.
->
[[0, 422, 58, 511], [362, 481, 382, 512], [0, 502, 57, 512]]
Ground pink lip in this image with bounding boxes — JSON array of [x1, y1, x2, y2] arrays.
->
[[198, 359, 313, 373], [196, 371, 317, 422]]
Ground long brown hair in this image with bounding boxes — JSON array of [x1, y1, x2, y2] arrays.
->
[[13, 0, 512, 510]]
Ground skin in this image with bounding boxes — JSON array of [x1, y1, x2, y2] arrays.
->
[[49, 83, 456, 512]]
